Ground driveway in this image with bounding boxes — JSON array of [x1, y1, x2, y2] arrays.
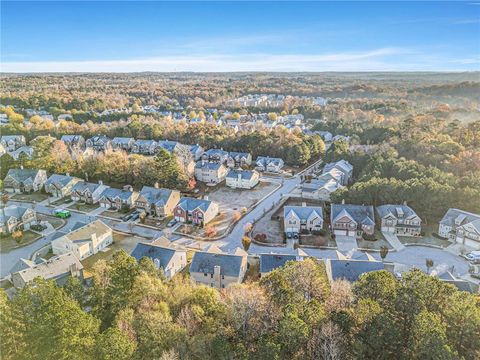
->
[[335, 235, 358, 252], [382, 231, 405, 251]]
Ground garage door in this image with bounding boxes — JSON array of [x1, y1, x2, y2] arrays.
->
[[382, 226, 394, 233], [335, 230, 347, 236], [348, 231, 357, 237]]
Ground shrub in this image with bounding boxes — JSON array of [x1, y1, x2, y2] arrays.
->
[[254, 233, 267, 242]]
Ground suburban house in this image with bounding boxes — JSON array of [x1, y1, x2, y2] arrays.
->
[[131, 242, 187, 278], [255, 156, 284, 173], [226, 152, 252, 168], [300, 174, 342, 201], [190, 249, 248, 288], [225, 169, 260, 189], [0, 135, 26, 151], [284, 204, 324, 236], [316, 131, 333, 142], [157, 140, 187, 154], [202, 148, 229, 164], [44, 174, 81, 198], [99, 186, 139, 210], [60, 135, 85, 150], [10, 252, 83, 289], [0, 205, 37, 234], [194, 161, 228, 184], [376, 204, 422, 236], [322, 160, 353, 186], [330, 203, 375, 237], [3, 168, 48, 193], [111, 137, 135, 151], [259, 251, 305, 277], [438, 208, 480, 249], [71, 181, 110, 204], [86, 135, 111, 151], [51, 220, 113, 260], [8, 146, 33, 161], [325, 257, 385, 282], [174, 197, 219, 226], [135, 185, 180, 217], [132, 139, 158, 155], [189, 144, 204, 160]]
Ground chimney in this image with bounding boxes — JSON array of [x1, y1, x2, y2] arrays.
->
[[98, 180, 103, 185], [154, 182, 159, 189], [204, 195, 209, 201], [213, 265, 221, 287]]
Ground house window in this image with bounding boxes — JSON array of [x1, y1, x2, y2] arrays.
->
[[204, 273, 207, 277]]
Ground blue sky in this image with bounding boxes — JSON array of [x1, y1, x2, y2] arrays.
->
[[1, 1, 479, 72]]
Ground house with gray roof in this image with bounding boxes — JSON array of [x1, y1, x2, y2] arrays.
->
[[44, 174, 81, 198], [227, 151, 252, 168], [86, 135, 111, 152], [325, 258, 385, 282], [99, 186, 139, 211], [135, 185, 180, 217], [255, 156, 284, 173], [131, 243, 187, 278], [0, 205, 37, 234], [194, 161, 228, 184], [259, 252, 305, 276], [284, 203, 324, 236], [439, 208, 480, 250], [202, 148, 229, 164], [189, 144, 204, 160], [11, 252, 83, 289], [225, 169, 259, 189], [8, 146, 34, 161], [0, 135, 26, 151], [60, 135, 85, 150], [331, 203, 375, 238], [322, 159, 353, 185], [3, 168, 47, 193], [156, 140, 186, 154], [111, 137, 135, 151], [190, 250, 247, 288], [174, 197, 219, 226], [71, 181, 109, 204], [300, 172, 343, 201], [132, 139, 158, 155], [376, 204, 422, 236]]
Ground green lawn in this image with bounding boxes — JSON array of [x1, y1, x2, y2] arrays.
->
[[102, 210, 132, 219], [11, 192, 49, 202], [398, 223, 450, 248], [68, 202, 100, 213], [0, 230, 41, 253], [37, 214, 66, 229], [50, 197, 73, 206]]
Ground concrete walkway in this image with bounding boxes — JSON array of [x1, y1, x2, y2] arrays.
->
[[382, 231, 405, 251], [335, 235, 358, 252]]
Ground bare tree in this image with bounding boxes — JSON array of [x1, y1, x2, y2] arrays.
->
[[325, 279, 353, 314], [308, 321, 346, 360]]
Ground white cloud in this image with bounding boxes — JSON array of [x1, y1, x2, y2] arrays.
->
[[0, 47, 473, 72]]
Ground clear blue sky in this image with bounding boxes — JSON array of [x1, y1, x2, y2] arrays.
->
[[1, 1, 479, 72]]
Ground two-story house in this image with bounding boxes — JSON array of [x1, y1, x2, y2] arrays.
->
[[226, 152, 252, 168], [376, 204, 422, 236], [438, 209, 480, 249], [135, 185, 180, 217], [0, 135, 26, 151], [331, 203, 375, 238], [189, 144, 204, 161], [86, 135, 111, 152], [71, 181, 110, 204], [44, 174, 81, 198], [111, 137, 135, 152], [51, 220, 113, 260], [189, 249, 248, 289], [98, 186, 139, 211], [259, 250, 305, 277], [194, 161, 228, 185], [132, 139, 158, 155], [322, 160, 353, 186], [60, 135, 85, 150], [225, 169, 260, 189], [131, 242, 187, 278], [174, 197, 219, 226], [284, 204, 324, 236], [255, 156, 284, 173], [0, 205, 37, 234], [202, 149, 229, 164], [300, 172, 343, 201], [3, 168, 48, 193]]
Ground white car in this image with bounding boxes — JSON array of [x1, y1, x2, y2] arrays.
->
[[465, 251, 480, 263]]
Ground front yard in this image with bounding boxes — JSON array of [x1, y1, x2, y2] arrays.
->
[[36, 214, 65, 229], [102, 209, 134, 220], [0, 230, 41, 253], [68, 202, 100, 213], [11, 192, 49, 203], [398, 223, 450, 248], [81, 232, 148, 275]]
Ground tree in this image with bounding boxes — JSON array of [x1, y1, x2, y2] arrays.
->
[[425, 258, 434, 274], [380, 246, 389, 261], [96, 327, 136, 360], [241, 236, 251, 252], [204, 226, 217, 238], [11, 230, 23, 244]]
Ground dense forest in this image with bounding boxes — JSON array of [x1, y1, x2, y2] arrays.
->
[[1, 252, 479, 360]]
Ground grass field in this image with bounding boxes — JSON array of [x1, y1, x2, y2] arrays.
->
[[0, 230, 41, 253], [11, 192, 49, 202]]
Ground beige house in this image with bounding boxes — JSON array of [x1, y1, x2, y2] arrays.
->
[[131, 242, 187, 279], [44, 174, 81, 198], [189, 248, 248, 289], [225, 169, 260, 189], [3, 168, 48, 193], [135, 186, 180, 217], [439, 209, 480, 249], [194, 161, 228, 184], [51, 220, 113, 260], [11, 252, 83, 289], [0, 205, 37, 234]]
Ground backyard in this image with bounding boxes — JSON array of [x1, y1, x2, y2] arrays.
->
[[0, 230, 41, 253], [81, 232, 148, 275]]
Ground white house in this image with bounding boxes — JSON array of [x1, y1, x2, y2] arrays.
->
[[255, 156, 284, 173], [225, 169, 260, 189], [194, 161, 228, 185], [438, 209, 480, 249], [284, 204, 324, 236], [322, 160, 353, 186], [51, 220, 113, 260], [131, 243, 187, 278]]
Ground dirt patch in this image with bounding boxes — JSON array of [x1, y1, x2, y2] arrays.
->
[[300, 234, 335, 247], [11, 193, 49, 202]]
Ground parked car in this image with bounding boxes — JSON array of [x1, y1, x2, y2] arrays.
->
[[130, 213, 140, 221], [167, 219, 177, 228], [465, 251, 480, 263], [53, 209, 71, 218]]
